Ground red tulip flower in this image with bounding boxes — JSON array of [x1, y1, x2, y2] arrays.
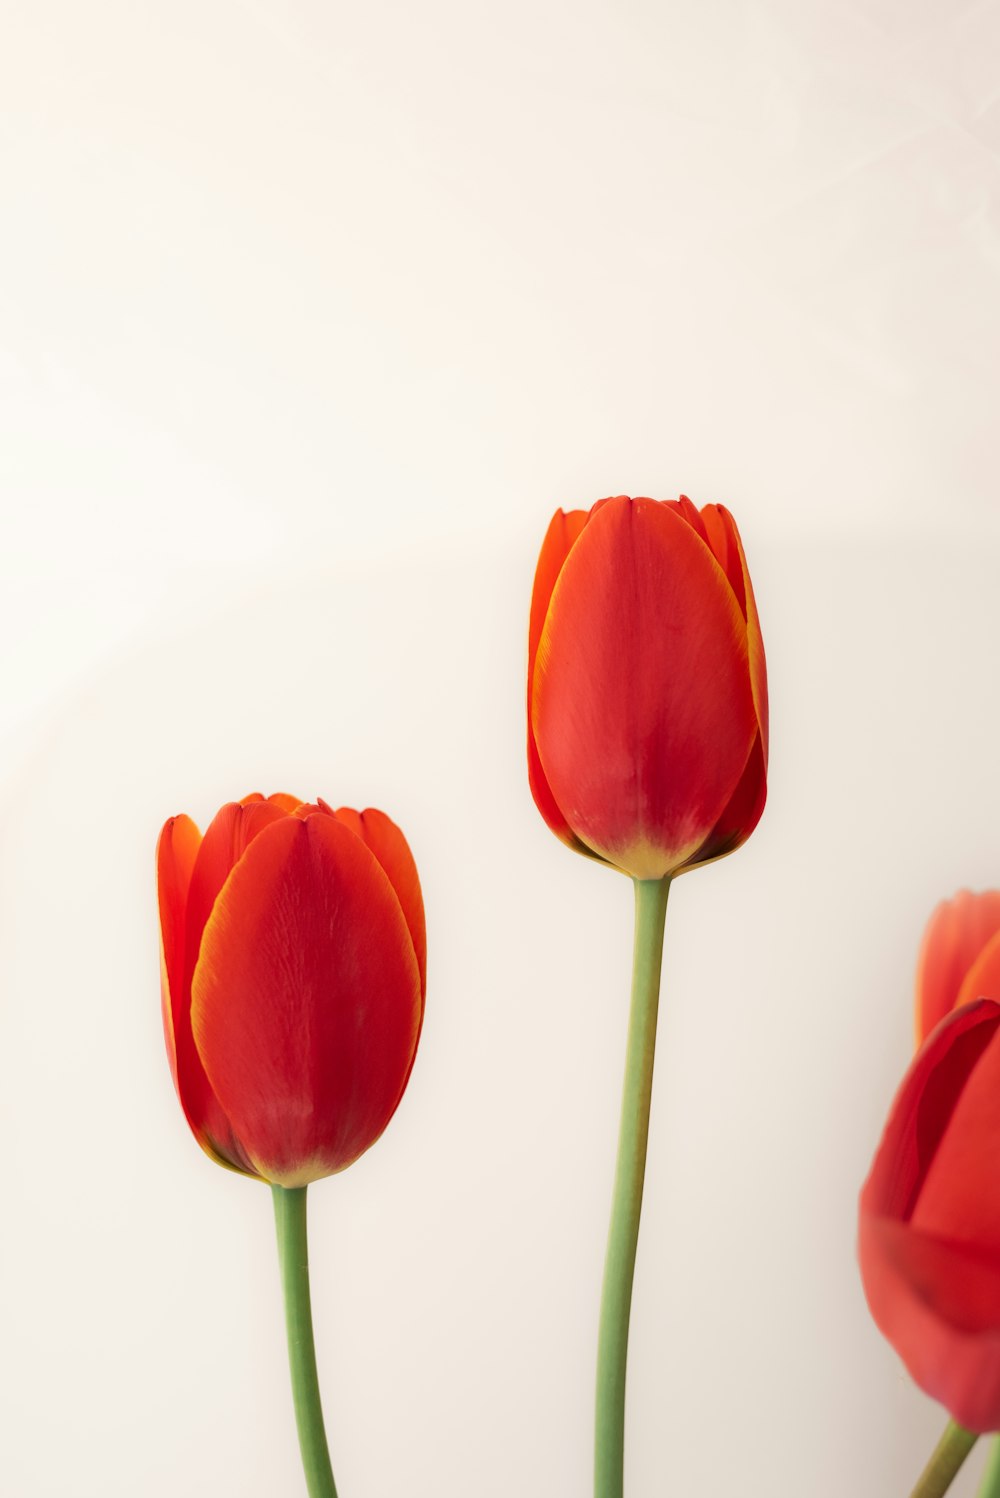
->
[[528, 495, 767, 880], [158, 792, 425, 1497], [526, 496, 768, 1498], [859, 998, 1000, 1434], [916, 888, 1000, 1045], [157, 792, 425, 1186]]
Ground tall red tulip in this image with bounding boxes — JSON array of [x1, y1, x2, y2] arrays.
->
[[526, 496, 767, 1498], [916, 889, 1000, 1045], [528, 495, 767, 880], [157, 791, 425, 1498], [859, 998, 1000, 1435]]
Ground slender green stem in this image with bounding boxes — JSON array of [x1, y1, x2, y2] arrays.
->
[[272, 1185, 338, 1498], [910, 1420, 977, 1498], [595, 876, 671, 1498], [977, 1437, 1000, 1498]]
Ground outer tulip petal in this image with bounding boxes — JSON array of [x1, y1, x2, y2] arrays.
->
[[917, 891, 1000, 1044], [157, 814, 257, 1174], [332, 806, 427, 1000], [180, 800, 291, 1174], [157, 814, 201, 1088], [686, 733, 767, 870], [527, 506, 597, 856], [532, 496, 757, 879], [859, 999, 1000, 1431], [191, 815, 422, 1186], [699, 503, 747, 616], [184, 799, 291, 977], [701, 504, 767, 764]]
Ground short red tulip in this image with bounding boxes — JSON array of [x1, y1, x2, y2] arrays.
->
[[527, 495, 768, 879], [916, 888, 1000, 1044], [859, 998, 1000, 1431], [157, 793, 426, 1187]]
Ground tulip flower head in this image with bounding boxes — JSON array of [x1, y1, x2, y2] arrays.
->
[[157, 793, 425, 1187], [527, 495, 768, 880], [859, 999, 1000, 1432], [916, 888, 1000, 1045]]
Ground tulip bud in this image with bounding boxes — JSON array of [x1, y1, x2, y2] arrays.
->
[[527, 495, 768, 879], [157, 793, 425, 1187]]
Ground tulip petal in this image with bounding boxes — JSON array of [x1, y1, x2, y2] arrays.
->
[[527, 506, 598, 856], [333, 807, 427, 1000], [860, 1215, 1000, 1431], [702, 504, 767, 763], [686, 732, 766, 871], [918, 891, 1000, 1044], [699, 503, 747, 615], [157, 815, 201, 1090], [180, 800, 291, 1174], [157, 814, 257, 1174], [191, 814, 422, 1186], [532, 496, 757, 879], [860, 999, 1000, 1430], [956, 928, 1000, 1012]]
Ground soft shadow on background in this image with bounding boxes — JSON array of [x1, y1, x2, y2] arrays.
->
[[3, 2, 1000, 1494]]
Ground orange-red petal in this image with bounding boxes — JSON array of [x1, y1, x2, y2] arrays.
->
[[686, 732, 766, 871], [177, 800, 292, 1173], [859, 999, 1000, 1431], [527, 506, 596, 855], [157, 814, 201, 1089], [532, 496, 757, 879], [956, 929, 1000, 1013], [333, 807, 427, 1001], [190, 814, 422, 1186], [917, 891, 1000, 1045]]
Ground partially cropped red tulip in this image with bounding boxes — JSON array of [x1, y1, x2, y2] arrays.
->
[[527, 495, 767, 880], [157, 792, 426, 1185], [916, 888, 1000, 1045], [859, 998, 1000, 1433]]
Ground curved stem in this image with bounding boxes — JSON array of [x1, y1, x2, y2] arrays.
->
[[977, 1437, 1000, 1497], [910, 1420, 977, 1498], [272, 1185, 339, 1498], [595, 876, 671, 1498]]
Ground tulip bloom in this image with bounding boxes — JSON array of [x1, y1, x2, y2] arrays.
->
[[158, 793, 425, 1498], [916, 888, 1000, 1045], [157, 792, 425, 1186], [527, 496, 767, 1498], [859, 998, 1000, 1433], [528, 495, 767, 880]]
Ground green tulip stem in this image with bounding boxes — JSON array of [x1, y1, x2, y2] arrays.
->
[[910, 1420, 977, 1498], [977, 1437, 1000, 1497], [595, 875, 671, 1498], [272, 1185, 338, 1498]]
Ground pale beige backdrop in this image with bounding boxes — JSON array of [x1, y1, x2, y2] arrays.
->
[[2, 3, 1000, 1496]]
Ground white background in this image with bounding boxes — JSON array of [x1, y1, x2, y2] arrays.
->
[[2, 2, 1000, 1494]]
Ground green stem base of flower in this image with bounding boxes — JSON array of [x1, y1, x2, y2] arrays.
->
[[911, 1420, 977, 1498], [273, 1185, 338, 1498], [595, 875, 671, 1498]]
